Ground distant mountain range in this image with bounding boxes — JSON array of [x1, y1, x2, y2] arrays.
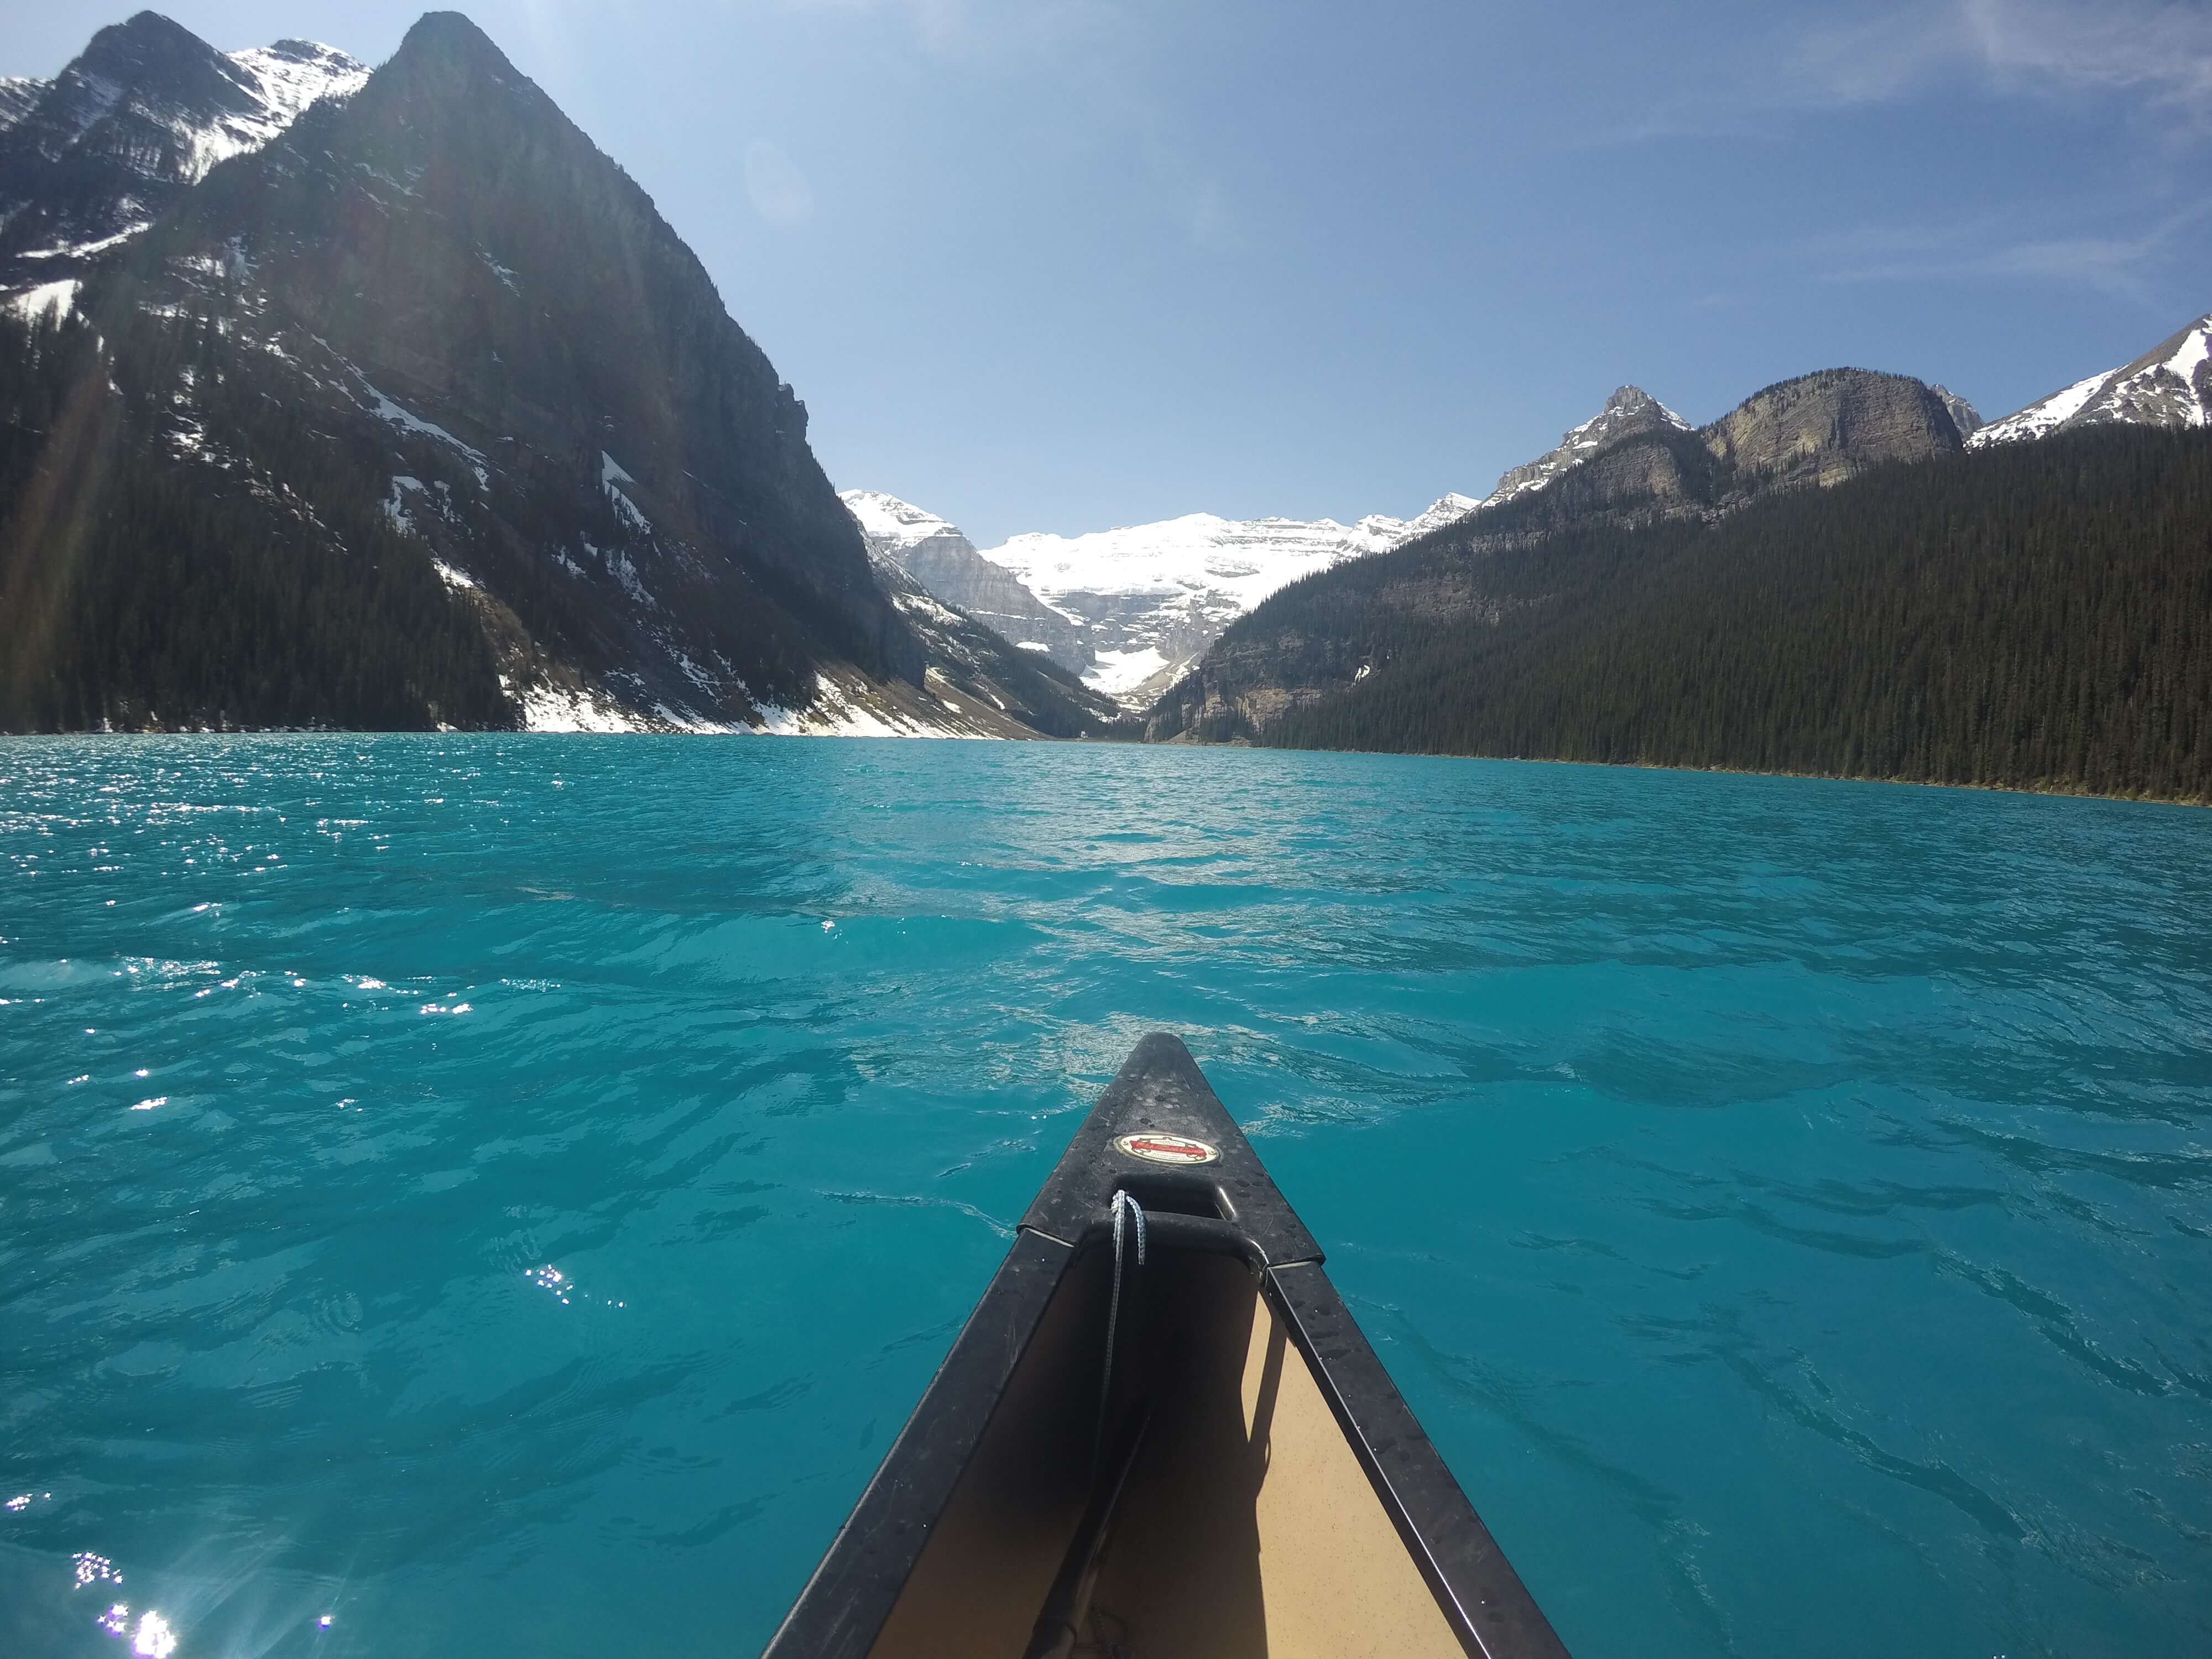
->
[[2, 11, 2204, 770], [853, 311, 2204, 745], [845, 488, 1480, 708], [1140, 315, 2212, 802], [848, 375, 1960, 711]]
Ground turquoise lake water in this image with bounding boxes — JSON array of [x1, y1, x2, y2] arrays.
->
[[2, 735, 2209, 1659]]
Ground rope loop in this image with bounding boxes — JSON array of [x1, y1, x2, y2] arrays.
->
[[1095, 1191, 1147, 1462]]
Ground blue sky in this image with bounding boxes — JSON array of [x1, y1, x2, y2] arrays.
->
[[9, 1, 2211, 542]]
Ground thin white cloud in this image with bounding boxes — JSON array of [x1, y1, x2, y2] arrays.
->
[[743, 140, 815, 222], [1609, 0, 2212, 140], [1788, 0, 2212, 116], [1806, 200, 2212, 303], [1961, 0, 2212, 114]]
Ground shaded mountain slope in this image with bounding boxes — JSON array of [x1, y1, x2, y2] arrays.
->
[[1, 11, 965, 734], [865, 551, 1134, 739], [0, 306, 508, 731]]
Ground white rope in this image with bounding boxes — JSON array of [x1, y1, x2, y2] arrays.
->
[[1094, 1191, 1146, 1462]]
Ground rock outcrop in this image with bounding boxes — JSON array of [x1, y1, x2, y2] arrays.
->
[[1931, 384, 1983, 441], [1703, 368, 1964, 489]]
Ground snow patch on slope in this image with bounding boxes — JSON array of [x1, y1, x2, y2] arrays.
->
[[4, 278, 79, 321], [1969, 369, 2107, 446], [181, 43, 368, 183], [600, 451, 652, 534], [349, 371, 489, 482], [1971, 312, 2212, 446]]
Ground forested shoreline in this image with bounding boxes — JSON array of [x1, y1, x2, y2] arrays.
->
[[1243, 427, 2212, 804], [0, 310, 513, 733]]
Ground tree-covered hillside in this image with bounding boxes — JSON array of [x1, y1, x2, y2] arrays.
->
[[1243, 427, 2212, 802], [0, 309, 511, 732]]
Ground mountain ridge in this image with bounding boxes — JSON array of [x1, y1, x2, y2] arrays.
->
[[1144, 364, 1971, 744], [0, 13, 365, 298]]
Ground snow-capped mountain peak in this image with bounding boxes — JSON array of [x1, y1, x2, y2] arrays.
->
[[1396, 491, 1485, 541], [972, 509, 1418, 703], [1970, 312, 2212, 447], [849, 486, 1509, 709], [841, 488, 1097, 673], [842, 487, 960, 557], [1, 17, 366, 293]]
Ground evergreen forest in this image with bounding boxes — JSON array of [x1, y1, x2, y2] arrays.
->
[[0, 307, 511, 732], [1255, 427, 2212, 802]]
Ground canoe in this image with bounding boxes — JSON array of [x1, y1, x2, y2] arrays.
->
[[762, 1032, 1572, 1659]]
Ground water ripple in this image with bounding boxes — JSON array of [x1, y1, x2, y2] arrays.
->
[[2, 735, 2209, 1659]]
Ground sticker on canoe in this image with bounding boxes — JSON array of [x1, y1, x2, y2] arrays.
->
[[1113, 1131, 1220, 1166]]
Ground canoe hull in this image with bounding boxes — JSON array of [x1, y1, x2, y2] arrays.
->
[[762, 1034, 1570, 1659]]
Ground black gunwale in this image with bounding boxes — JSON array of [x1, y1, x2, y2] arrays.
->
[[760, 1031, 1572, 1659]]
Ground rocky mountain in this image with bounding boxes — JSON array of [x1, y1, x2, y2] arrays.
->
[[0, 11, 1098, 738], [1399, 491, 1485, 539], [1483, 385, 1691, 505], [1969, 312, 2212, 447], [842, 488, 1092, 674], [1931, 384, 1983, 441], [843, 488, 1484, 712], [969, 505, 1463, 707], [0, 13, 365, 296], [862, 549, 1130, 738], [885, 373, 1951, 721], [1146, 366, 1971, 744], [1703, 367, 1963, 489]]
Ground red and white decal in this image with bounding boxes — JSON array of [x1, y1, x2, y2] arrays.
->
[[1113, 1131, 1220, 1166]]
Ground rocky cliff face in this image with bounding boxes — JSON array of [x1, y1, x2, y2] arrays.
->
[[1703, 368, 1964, 489], [1, 11, 994, 735], [1931, 384, 1983, 441], [0, 78, 48, 134], [843, 489, 1092, 673], [0, 14, 364, 294]]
